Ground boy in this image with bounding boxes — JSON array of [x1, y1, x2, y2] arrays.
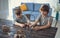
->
[[14, 7, 30, 28], [30, 5, 53, 31]]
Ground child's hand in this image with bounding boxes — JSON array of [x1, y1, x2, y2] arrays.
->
[[25, 23, 31, 25], [29, 22, 35, 27], [31, 26, 40, 31], [29, 25, 32, 27], [25, 23, 31, 27], [19, 24, 25, 28]]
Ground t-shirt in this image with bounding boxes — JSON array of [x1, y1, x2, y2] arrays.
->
[[15, 14, 28, 24], [36, 15, 53, 25]]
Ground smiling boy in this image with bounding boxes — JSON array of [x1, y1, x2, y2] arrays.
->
[[30, 5, 53, 31]]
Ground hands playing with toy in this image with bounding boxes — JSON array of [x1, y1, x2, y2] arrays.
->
[[24, 22, 41, 31], [15, 22, 40, 31]]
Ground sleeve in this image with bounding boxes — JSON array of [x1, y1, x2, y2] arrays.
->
[[15, 18, 20, 23], [15, 19, 18, 22], [15, 18, 22, 23], [48, 16, 53, 25]]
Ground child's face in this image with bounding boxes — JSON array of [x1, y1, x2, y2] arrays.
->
[[16, 15, 20, 18], [40, 11, 48, 16], [15, 10, 22, 18]]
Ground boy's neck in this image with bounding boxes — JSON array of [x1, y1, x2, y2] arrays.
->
[[42, 15, 48, 17]]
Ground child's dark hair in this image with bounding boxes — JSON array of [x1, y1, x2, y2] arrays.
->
[[13, 6, 22, 15], [40, 4, 50, 13], [15, 30, 26, 38], [2, 25, 10, 33]]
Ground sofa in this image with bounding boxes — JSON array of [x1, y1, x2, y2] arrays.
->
[[21, 3, 52, 21]]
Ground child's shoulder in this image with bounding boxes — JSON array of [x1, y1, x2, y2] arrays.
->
[[48, 16, 53, 20], [48, 16, 53, 18]]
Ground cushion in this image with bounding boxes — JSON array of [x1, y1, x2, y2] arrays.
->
[[34, 3, 41, 11], [21, 3, 34, 11], [22, 11, 32, 14], [30, 12, 40, 21], [20, 4, 27, 11], [32, 11, 40, 15]]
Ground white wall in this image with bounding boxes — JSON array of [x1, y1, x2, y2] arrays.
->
[[21, 0, 33, 3], [8, 0, 21, 20], [0, 0, 34, 20], [0, 0, 9, 19]]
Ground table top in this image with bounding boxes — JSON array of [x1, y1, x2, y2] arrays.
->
[[0, 26, 57, 38], [0, 19, 58, 38]]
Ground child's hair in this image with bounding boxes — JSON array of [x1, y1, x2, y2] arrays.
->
[[14, 30, 26, 38], [16, 30, 24, 34], [2, 25, 10, 33], [13, 6, 22, 16], [40, 4, 50, 13]]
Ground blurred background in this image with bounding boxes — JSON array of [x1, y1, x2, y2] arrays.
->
[[0, 0, 60, 38]]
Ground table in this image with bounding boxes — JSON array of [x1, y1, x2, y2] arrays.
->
[[0, 19, 57, 38]]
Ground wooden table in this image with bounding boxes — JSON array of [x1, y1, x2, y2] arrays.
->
[[0, 19, 58, 38]]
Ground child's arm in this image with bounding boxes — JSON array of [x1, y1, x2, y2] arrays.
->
[[32, 21, 51, 31], [31, 20, 39, 26], [32, 17, 53, 30], [24, 15, 31, 25], [25, 15, 30, 23], [39, 20, 51, 29], [14, 21, 25, 28], [30, 15, 40, 27]]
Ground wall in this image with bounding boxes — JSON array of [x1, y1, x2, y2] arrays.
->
[[21, 0, 33, 3], [0, 0, 9, 20], [8, 0, 21, 20]]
